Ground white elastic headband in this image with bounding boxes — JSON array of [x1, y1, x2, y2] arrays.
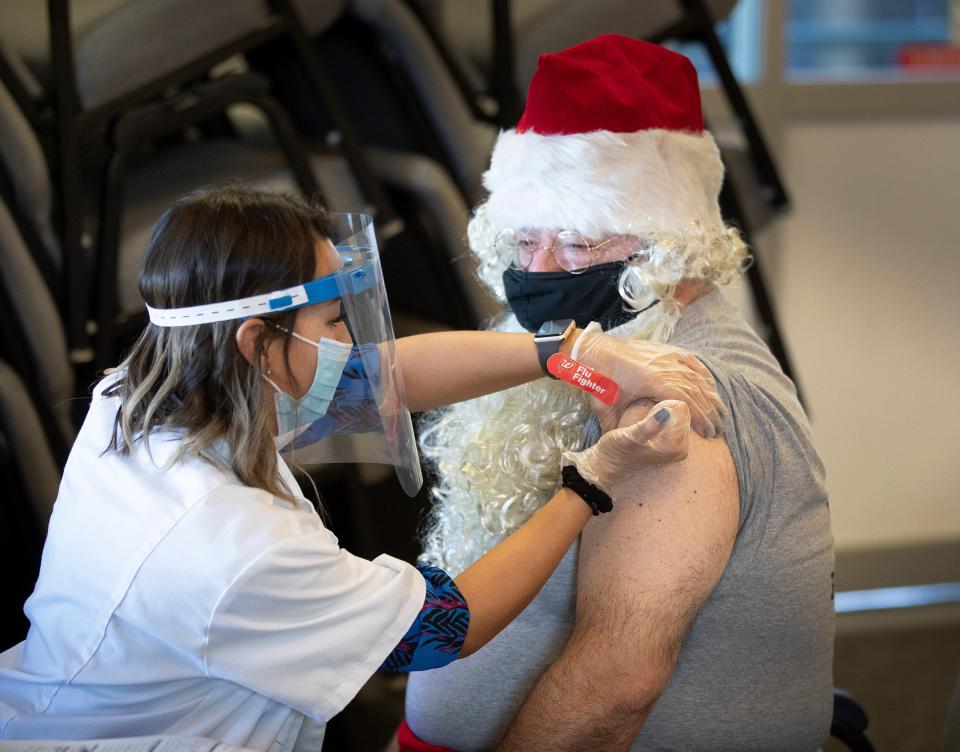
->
[[145, 283, 313, 327], [144, 265, 373, 328]]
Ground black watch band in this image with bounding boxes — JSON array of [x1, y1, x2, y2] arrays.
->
[[535, 338, 559, 378], [533, 319, 575, 379], [561, 465, 613, 515]]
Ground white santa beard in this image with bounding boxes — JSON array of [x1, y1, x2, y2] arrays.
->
[[418, 299, 680, 575]]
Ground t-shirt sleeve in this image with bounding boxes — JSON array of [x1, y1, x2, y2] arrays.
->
[[203, 532, 426, 721], [678, 344, 783, 573]]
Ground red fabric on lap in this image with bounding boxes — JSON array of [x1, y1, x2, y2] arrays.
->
[[397, 719, 458, 752]]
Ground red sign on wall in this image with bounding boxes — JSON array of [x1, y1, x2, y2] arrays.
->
[[898, 44, 960, 69]]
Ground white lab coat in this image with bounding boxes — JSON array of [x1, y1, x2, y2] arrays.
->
[[0, 375, 424, 750]]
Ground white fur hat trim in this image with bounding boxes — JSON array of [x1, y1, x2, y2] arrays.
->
[[482, 127, 726, 240]]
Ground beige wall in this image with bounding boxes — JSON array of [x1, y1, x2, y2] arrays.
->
[[766, 118, 960, 552]]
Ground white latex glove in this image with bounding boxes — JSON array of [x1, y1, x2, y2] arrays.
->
[[561, 400, 690, 491], [572, 322, 724, 438]]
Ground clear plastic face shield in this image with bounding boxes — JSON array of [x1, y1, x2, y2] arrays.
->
[[146, 213, 423, 497]]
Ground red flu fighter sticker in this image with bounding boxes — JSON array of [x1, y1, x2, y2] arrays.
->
[[546, 353, 620, 405]]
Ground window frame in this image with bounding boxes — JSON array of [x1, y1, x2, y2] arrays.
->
[[701, 0, 960, 121]]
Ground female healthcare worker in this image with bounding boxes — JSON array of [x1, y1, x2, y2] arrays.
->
[[0, 186, 722, 750]]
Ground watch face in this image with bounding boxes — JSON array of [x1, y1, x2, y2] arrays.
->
[[537, 319, 574, 337]]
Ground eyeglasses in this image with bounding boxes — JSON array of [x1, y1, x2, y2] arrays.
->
[[494, 229, 628, 274]]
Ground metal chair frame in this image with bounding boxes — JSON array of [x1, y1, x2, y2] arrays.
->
[[0, 155, 61, 304], [40, 0, 399, 362], [253, 5, 495, 328], [0, 224, 71, 468], [91, 72, 321, 367]]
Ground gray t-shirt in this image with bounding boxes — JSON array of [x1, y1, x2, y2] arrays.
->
[[405, 289, 835, 751]]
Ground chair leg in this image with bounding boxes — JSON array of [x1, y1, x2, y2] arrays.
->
[[491, 0, 522, 127], [402, 0, 496, 124], [666, 0, 803, 402], [248, 92, 324, 199], [270, 0, 404, 239], [48, 0, 92, 363], [56, 128, 93, 365], [0, 43, 45, 131], [679, 0, 788, 210], [92, 141, 130, 371]]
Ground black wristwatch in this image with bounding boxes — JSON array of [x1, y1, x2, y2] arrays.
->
[[533, 319, 576, 378]]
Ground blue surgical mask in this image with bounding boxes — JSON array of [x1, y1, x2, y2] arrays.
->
[[267, 332, 353, 438]]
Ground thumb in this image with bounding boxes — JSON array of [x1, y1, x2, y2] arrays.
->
[[644, 399, 691, 460], [606, 399, 692, 458], [619, 400, 678, 439], [598, 402, 674, 459]]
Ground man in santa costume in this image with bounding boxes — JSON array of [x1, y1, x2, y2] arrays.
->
[[400, 35, 834, 752]]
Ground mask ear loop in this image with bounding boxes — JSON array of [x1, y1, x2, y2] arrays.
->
[[611, 223, 661, 325], [620, 221, 645, 264], [263, 373, 284, 395], [267, 321, 318, 349], [266, 321, 353, 353], [260, 320, 306, 397], [261, 321, 353, 397]]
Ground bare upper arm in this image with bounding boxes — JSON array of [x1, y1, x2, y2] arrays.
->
[[571, 402, 739, 701]]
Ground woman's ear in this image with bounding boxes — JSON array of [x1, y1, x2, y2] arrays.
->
[[236, 318, 265, 367]]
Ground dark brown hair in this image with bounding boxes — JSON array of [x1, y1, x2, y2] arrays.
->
[[105, 184, 329, 499]]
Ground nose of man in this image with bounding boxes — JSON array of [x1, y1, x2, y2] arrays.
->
[[527, 246, 565, 273]]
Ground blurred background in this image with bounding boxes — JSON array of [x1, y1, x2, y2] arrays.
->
[[0, 1, 957, 750]]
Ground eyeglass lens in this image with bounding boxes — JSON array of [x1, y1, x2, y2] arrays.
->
[[495, 230, 597, 273]]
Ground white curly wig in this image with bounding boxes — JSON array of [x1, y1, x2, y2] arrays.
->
[[419, 222, 748, 573], [418, 106, 750, 573]]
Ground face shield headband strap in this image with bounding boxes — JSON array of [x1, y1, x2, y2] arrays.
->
[[144, 260, 376, 327]]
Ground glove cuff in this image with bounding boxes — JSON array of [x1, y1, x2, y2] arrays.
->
[[561, 465, 613, 516]]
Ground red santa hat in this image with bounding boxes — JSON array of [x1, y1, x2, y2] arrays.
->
[[482, 35, 726, 242]]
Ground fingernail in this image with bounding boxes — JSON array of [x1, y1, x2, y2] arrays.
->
[[654, 408, 670, 424]]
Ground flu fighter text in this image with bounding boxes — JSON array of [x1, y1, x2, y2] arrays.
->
[[546, 354, 620, 405]]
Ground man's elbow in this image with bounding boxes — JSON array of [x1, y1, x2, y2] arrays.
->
[[608, 668, 672, 720], [562, 635, 673, 721]]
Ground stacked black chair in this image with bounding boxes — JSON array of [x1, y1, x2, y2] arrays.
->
[[0, 0, 405, 366], [0, 359, 56, 650], [248, 0, 502, 330], [0, 189, 73, 648]]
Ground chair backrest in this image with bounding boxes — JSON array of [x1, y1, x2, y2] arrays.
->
[[0, 0, 345, 100], [365, 146, 501, 324], [0, 37, 45, 114], [0, 358, 57, 648], [73, 0, 276, 110], [294, 0, 349, 36], [0, 74, 60, 272], [0, 360, 60, 529], [512, 0, 739, 92], [0, 196, 75, 449], [419, 0, 737, 97], [349, 0, 497, 202]]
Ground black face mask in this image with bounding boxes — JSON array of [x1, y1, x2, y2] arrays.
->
[[503, 261, 643, 332]]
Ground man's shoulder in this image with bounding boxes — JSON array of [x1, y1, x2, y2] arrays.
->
[[671, 291, 779, 373], [670, 289, 814, 457]]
